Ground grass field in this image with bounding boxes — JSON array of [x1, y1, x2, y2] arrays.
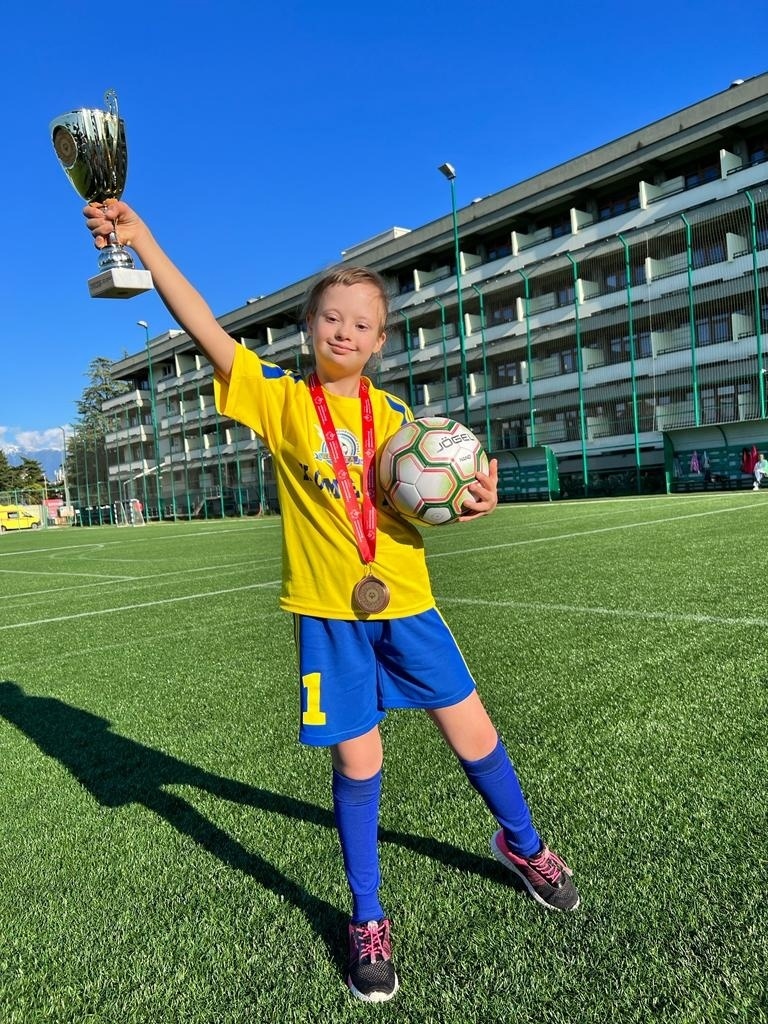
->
[[0, 494, 765, 1024]]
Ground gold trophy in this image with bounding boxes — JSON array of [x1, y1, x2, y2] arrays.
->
[[50, 90, 153, 299]]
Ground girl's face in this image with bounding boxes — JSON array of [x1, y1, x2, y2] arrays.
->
[[307, 282, 386, 392]]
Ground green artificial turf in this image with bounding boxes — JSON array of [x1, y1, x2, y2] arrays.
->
[[0, 495, 765, 1023]]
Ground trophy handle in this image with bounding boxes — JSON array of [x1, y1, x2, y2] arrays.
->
[[94, 90, 144, 288], [102, 89, 121, 244], [104, 88, 118, 119]]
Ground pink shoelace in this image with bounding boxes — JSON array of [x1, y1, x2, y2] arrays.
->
[[353, 921, 391, 962], [529, 847, 571, 883]]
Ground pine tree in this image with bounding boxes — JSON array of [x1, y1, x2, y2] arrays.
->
[[0, 448, 14, 494], [65, 357, 129, 508], [0, 453, 45, 501], [13, 457, 45, 487], [76, 357, 129, 432]]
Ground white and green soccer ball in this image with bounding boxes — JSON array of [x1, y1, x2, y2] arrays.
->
[[379, 417, 489, 526]]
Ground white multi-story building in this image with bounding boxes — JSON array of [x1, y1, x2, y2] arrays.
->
[[103, 73, 768, 516]]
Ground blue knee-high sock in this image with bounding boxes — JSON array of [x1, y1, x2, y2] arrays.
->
[[460, 737, 541, 857], [332, 769, 385, 924]]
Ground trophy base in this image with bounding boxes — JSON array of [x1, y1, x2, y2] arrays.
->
[[88, 267, 154, 300]]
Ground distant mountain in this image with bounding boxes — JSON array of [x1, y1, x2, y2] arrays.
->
[[2, 447, 64, 482]]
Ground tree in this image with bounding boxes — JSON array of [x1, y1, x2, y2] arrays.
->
[[65, 357, 129, 509], [76, 357, 130, 431], [0, 449, 13, 492], [14, 457, 45, 487], [0, 452, 46, 502]]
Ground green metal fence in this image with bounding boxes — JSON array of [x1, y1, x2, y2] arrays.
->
[[447, 185, 768, 498]]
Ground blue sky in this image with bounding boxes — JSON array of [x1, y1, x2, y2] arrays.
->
[[3, 0, 768, 455]]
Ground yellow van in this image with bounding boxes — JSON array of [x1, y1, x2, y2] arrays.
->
[[0, 505, 42, 532]]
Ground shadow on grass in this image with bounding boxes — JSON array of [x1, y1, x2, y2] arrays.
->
[[0, 681, 504, 969]]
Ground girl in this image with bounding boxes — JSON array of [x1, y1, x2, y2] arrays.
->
[[84, 200, 579, 1003]]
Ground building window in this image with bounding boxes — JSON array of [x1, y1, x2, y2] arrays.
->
[[598, 192, 640, 221], [494, 361, 520, 387], [692, 239, 726, 268], [614, 401, 630, 432], [711, 312, 729, 343], [684, 161, 719, 188], [605, 330, 652, 361], [717, 384, 736, 421], [696, 312, 730, 346], [490, 304, 516, 325], [634, 331, 650, 358], [603, 269, 623, 292], [485, 235, 512, 261], [748, 137, 768, 165], [632, 263, 646, 286], [550, 213, 571, 238], [561, 348, 577, 373], [562, 408, 580, 440], [609, 335, 629, 362], [500, 419, 525, 449]]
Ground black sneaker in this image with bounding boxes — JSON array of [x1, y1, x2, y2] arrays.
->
[[491, 830, 580, 911], [346, 918, 399, 1002]]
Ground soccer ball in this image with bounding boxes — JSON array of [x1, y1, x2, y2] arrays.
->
[[379, 417, 489, 526]]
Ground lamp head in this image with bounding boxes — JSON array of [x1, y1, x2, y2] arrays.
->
[[137, 320, 149, 329], [438, 162, 456, 181]]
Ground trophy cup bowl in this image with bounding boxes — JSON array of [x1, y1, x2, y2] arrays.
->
[[50, 90, 153, 299]]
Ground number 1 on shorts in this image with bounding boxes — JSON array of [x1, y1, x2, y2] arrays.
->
[[302, 671, 327, 725]]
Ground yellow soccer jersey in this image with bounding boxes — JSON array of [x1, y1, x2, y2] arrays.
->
[[214, 344, 436, 620]]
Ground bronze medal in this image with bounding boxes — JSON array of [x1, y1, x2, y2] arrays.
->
[[353, 575, 390, 614]]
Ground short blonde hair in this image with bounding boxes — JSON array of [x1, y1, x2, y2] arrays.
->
[[302, 266, 389, 334]]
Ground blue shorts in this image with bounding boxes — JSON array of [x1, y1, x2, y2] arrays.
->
[[293, 608, 477, 746]]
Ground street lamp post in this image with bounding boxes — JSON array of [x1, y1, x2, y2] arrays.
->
[[137, 320, 164, 520], [59, 426, 72, 517], [470, 283, 493, 450], [437, 162, 470, 426]]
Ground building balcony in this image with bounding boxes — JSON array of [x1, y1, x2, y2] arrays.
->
[[262, 325, 308, 361], [104, 423, 152, 444], [158, 365, 214, 394], [103, 389, 151, 413]]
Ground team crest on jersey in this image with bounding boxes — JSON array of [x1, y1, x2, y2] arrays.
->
[[314, 427, 362, 467]]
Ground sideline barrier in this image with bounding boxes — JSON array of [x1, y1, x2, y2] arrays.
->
[[494, 445, 560, 502], [663, 424, 768, 492]]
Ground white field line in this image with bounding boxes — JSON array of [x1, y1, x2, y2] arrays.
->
[[439, 595, 768, 630], [0, 581, 282, 631], [491, 493, 758, 529], [495, 492, 756, 511], [430, 502, 768, 630], [2, 577, 762, 634], [0, 568, 136, 580], [0, 522, 280, 559], [0, 541, 121, 558], [0, 501, 759, 632], [1, 557, 282, 598], [0, 609, 288, 675], [427, 501, 761, 559], [140, 523, 282, 539]]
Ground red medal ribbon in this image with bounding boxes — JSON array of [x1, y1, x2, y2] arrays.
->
[[308, 373, 377, 566]]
